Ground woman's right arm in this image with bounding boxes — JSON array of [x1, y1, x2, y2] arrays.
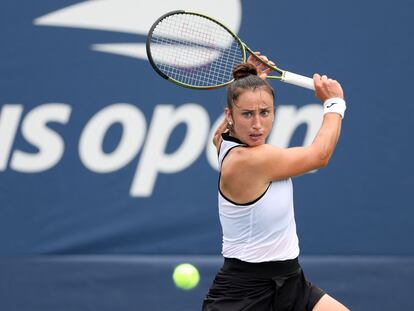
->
[[244, 74, 345, 181]]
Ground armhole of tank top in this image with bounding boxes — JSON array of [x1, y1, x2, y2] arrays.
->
[[218, 146, 271, 206], [219, 182, 271, 206]]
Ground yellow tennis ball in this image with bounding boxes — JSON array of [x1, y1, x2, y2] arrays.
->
[[172, 263, 200, 290]]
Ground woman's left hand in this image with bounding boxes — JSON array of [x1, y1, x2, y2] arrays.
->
[[247, 52, 275, 80], [212, 118, 228, 151]]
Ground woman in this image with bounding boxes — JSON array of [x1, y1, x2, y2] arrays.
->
[[202, 55, 349, 311]]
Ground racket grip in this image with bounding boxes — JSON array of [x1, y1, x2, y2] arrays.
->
[[281, 71, 315, 91]]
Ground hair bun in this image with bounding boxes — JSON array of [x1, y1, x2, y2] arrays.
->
[[233, 63, 258, 80]]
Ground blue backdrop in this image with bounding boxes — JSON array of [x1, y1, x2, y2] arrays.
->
[[1, 0, 413, 257]]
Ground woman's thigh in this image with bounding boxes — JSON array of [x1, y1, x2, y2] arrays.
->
[[313, 294, 350, 311]]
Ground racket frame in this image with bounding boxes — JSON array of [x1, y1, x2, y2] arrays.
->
[[147, 10, 248, 90], [146, 10, 314, 90]]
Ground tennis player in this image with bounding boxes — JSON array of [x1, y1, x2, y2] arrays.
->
[[202, 55, 349, 311]]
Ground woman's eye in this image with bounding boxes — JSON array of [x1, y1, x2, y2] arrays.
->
[[243, 112, 252, 117], [261, 111, 269, 117]]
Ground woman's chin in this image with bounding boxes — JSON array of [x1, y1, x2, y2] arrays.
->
[[247, 137, 265, 146]]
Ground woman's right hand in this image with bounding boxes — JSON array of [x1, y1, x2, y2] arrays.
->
[[313, 73, 344, 102]]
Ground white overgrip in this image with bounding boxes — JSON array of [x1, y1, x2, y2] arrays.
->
[[281, 71, 315, 90]]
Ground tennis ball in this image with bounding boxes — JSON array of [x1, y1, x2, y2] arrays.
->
[[172, 263, 200, 290]]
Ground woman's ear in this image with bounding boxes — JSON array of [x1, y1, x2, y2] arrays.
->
[[224, 107, 233, 124], [224, 107, 234, 130]]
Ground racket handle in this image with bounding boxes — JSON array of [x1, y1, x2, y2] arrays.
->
[[281, 71, 315, 91]]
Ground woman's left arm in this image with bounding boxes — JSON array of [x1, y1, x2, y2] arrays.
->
[[212, 118, 228, 153], [247, 52, 275, 79]]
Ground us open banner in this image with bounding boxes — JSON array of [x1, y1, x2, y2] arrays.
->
[[0, 0, 413, 256]]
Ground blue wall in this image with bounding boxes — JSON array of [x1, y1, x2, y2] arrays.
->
[[1, 0, 413, 257]]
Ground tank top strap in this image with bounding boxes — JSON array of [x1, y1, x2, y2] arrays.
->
[[218, 133, 246, 167]]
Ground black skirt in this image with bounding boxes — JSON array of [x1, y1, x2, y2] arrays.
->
[[202, 257, 325, 311]]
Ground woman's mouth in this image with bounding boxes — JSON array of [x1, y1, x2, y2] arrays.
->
[[249, 133, 262, 141]]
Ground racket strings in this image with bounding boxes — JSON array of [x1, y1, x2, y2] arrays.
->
[[149, 13, 244, 87]]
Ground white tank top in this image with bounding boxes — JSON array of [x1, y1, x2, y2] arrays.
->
[[218, 133, 300, 263]]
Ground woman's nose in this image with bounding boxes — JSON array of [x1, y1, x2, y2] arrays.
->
[[252, 115, 261, 129]]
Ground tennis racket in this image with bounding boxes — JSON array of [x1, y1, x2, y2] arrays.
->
[[146, 10, 315, 91]]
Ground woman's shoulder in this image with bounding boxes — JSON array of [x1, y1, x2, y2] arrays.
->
[[226, 143, 281, 167], [245, 143, 281, 156], [221, 144, 279, 186]]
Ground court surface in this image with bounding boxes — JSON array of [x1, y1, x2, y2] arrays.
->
[[1, 255, 413, 310]]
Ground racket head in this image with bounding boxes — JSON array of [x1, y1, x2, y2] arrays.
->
[[146, 10, 247, 89]]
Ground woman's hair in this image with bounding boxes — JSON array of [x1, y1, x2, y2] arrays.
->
[[227, 63, 275, 109]]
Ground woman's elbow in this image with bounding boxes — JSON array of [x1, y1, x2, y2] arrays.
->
[[315, 150, 331, 169]]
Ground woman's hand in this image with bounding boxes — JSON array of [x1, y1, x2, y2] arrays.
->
[[247, 52, 275, 80], [313, 73, 344, 102], [212, 118, 228, 151]]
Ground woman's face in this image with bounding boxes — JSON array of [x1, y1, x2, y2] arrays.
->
[[226, 88, 274, 147]]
